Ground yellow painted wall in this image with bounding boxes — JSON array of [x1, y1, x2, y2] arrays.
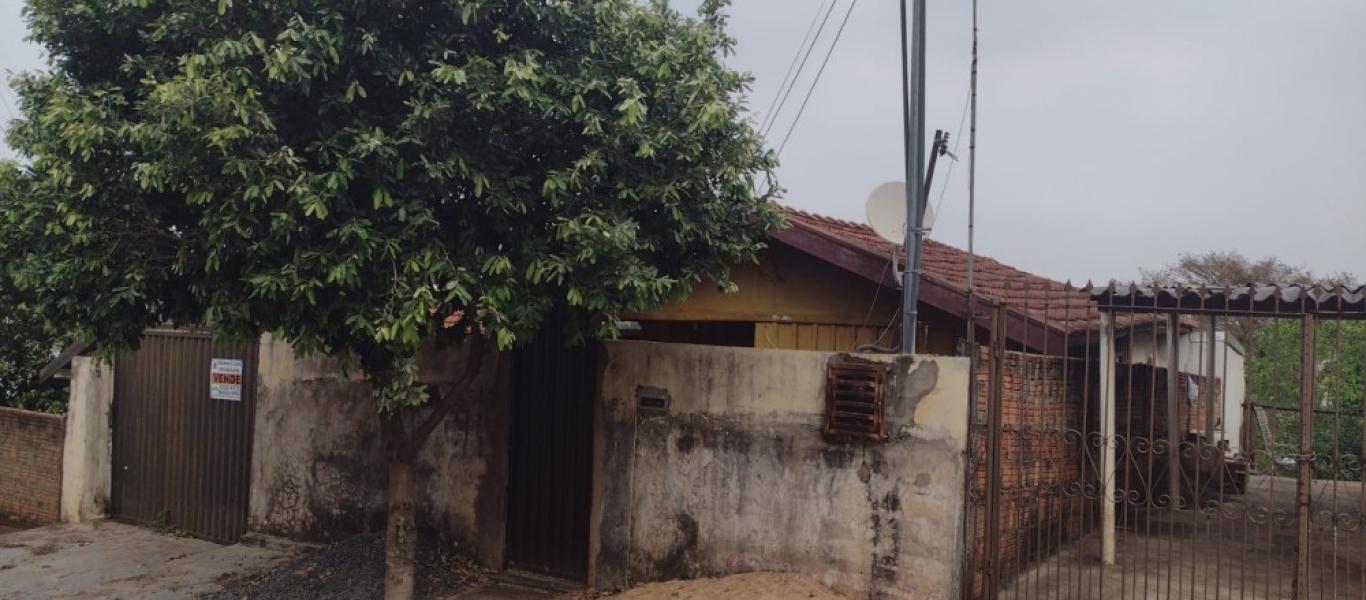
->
[[632, 243, 900, 326], [631, 242, 967, 356], [753, 322, 890, 352]]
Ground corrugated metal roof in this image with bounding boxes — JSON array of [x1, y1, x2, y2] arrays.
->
[[1091, 284, 1366, 316]]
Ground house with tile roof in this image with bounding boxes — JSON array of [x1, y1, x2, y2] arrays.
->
[[627, 205, 1097, 355]]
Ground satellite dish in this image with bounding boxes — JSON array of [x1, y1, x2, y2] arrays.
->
[[865, 181, 936, 244]]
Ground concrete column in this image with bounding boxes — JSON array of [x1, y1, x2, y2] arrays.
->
[[61, 356, 115, 523], [1099, 311, 1117, 566]]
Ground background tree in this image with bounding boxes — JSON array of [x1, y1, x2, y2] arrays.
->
[[1145, 252, 1363, 478], [2, 1, 779, 597], [0, 295, 68, 413], [1142, 251, 1311, 348], [0, 167, 68, 413], [1142, 250, 1357, 348], [1247, 318, 1366, 479]]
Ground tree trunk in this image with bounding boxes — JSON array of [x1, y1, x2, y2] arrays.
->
[[384, 455, 417, 600], [378, 338, 489, 600]]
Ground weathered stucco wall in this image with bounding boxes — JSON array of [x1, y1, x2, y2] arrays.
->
[[248, 335, 509, 566], [591, 341, 970, 600], [61, 357, 114, 523]]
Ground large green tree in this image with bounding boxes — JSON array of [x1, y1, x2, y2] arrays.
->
[[0, 296, 68, 413], [1247, 318, 1366, 479], [2, 0, 778, 596], [0, 169, 68, 413]]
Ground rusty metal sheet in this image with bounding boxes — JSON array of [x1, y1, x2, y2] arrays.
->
[[111, 331, 257, 543]]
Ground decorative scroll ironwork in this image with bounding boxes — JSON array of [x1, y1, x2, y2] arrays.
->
[[965, 281, 1366, 600]]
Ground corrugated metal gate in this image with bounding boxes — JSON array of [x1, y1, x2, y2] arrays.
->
[[111, 330, 258, 542], [505, 336, 598, 581]]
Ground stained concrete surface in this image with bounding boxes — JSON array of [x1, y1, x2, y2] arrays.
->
[[248, 336, 511, 567], [0, 521, 288, 600], [594, 343, 972, 600]]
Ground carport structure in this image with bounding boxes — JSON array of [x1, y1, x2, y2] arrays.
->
[[970, 283, 1366, 599]]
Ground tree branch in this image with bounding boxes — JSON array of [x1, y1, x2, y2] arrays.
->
[[401, 333, 487, 460]]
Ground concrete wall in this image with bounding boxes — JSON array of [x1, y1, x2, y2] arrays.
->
[[0, 407, 66, 524], [247, 335, 509, 565], [60, 357, 114, 523], [590, 341, 971, 600]]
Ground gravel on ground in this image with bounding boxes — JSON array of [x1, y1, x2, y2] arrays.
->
[[201, 533, 491, 600]]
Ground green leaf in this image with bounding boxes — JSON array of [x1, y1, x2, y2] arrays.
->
[[0, 0, 781, 416]]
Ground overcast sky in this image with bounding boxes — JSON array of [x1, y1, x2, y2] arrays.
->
[[2, 0, 1363, 284]]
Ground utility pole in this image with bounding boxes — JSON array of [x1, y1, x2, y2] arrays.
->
[[899, 0, 928, 354]]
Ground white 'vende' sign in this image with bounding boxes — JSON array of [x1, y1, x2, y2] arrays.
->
[[210, 358, 244, 402]]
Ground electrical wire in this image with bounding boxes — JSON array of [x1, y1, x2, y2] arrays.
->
[[851, 247, 904, 353], [760, 0, 840, 140], [931, 92, 970, 224], [775, 0, 860, 157], [758, 0, 833, 136], [854, 251, 893, 335]]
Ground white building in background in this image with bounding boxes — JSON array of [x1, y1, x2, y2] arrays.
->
[[1122, 325, 1248, 453]]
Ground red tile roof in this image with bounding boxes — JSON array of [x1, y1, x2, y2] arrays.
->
[[776, 206, 1101, 334]]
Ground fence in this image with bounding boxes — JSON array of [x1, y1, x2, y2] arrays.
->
[[968, 348, 1092, 598], [968, 283, 1366, 599]]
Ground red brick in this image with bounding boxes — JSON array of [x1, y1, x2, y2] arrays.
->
[[0, 407, 65, 524]]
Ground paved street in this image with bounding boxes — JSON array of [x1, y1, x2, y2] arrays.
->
[[0, 521, 288, 600]]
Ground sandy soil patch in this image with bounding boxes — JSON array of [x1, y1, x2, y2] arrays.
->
[[577, 572, 847, 600]]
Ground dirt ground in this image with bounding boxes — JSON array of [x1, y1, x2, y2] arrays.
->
[[201, 532, 846, 600], [999, 475, 1366, 599], [572, 572, 845, 600], [202, 533, 487, 600]]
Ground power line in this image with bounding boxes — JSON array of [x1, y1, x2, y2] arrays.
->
[[776, 0, 860, 157], [931, 92, 970, 222], [758, 0, 832, 136], [760, 0, 840, 140]]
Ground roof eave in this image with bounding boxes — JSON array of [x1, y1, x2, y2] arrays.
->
[[771, 221, 1070, 352]]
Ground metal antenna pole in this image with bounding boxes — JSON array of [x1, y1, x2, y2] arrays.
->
[[965, 0, 978, 351], [899, 0, 927, 354]]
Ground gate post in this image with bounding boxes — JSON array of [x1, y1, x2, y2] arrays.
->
[[1098, 311, 1117, 566], [1294, 313, 1316, 599], [1165, 313, 1181, 510], [981, 302, 1006, 599]]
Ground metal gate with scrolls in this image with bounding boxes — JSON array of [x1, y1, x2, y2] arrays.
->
[[966, 284, 1366, 599]]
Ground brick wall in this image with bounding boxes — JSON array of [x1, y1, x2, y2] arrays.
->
[[969, 348, 1094, 599], [967, 352, 1224, 598], [0, 407, 66, 524]]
